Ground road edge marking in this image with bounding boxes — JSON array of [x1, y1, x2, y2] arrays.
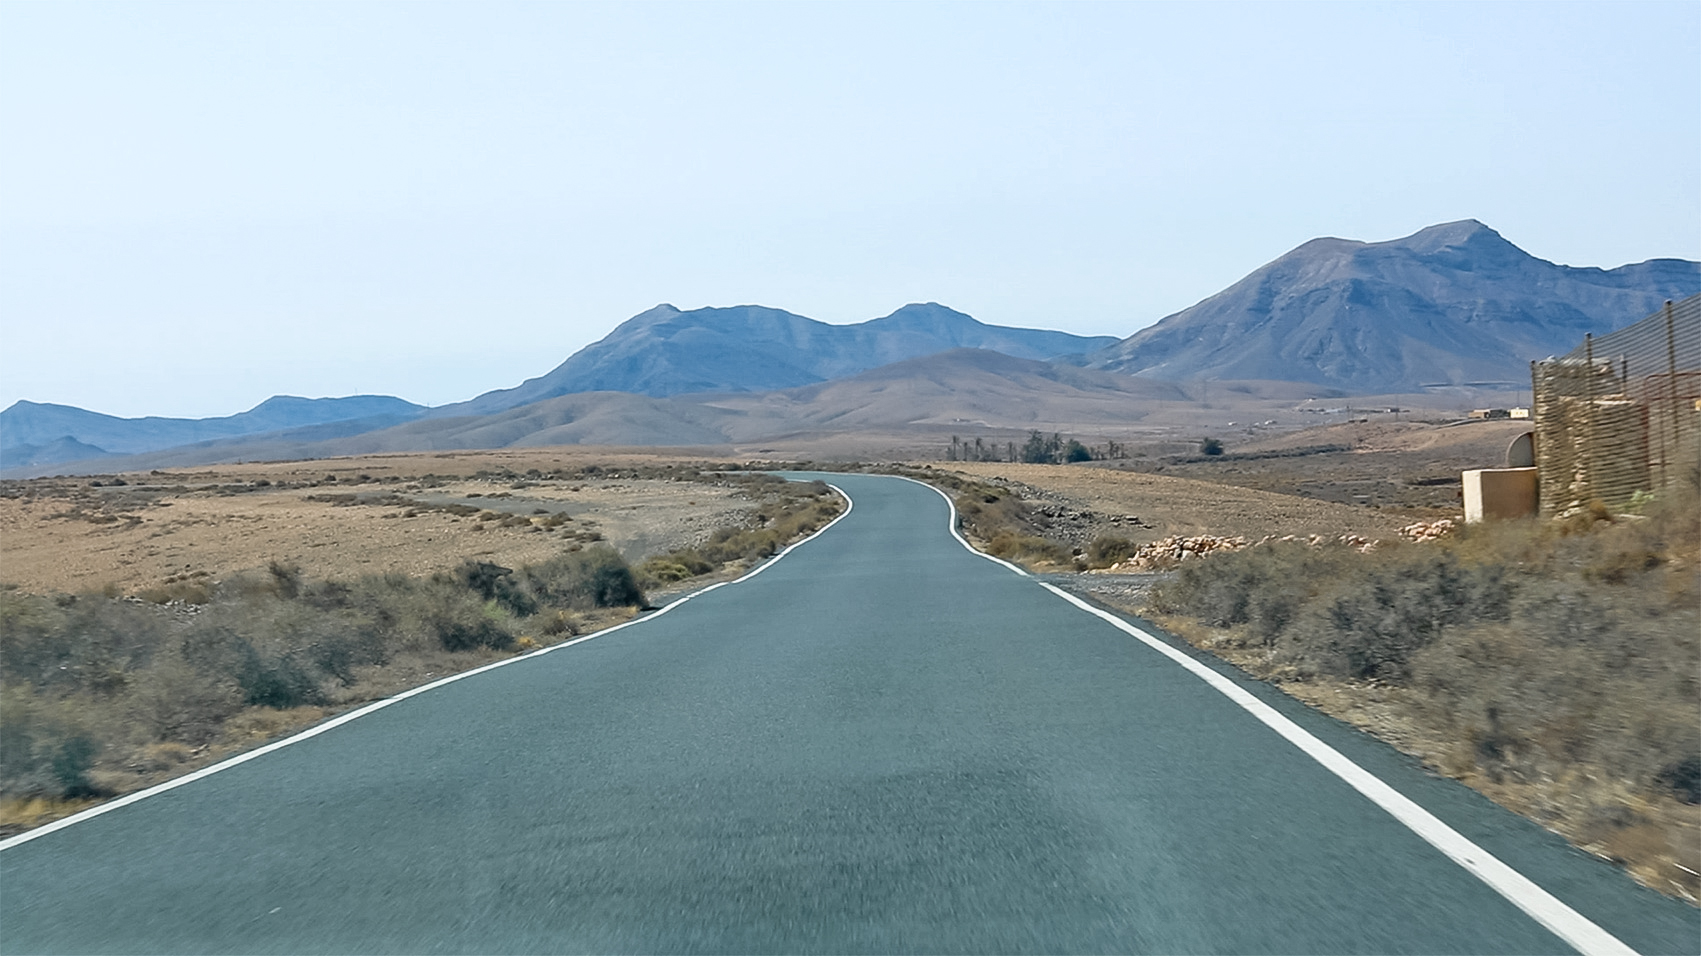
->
[[887, 473, 1030, 576], [901, 472, 1634, 956], [0, 480, 855, 853]]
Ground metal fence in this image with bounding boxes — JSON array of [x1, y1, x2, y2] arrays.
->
[[1532, 294, 1700, 517]]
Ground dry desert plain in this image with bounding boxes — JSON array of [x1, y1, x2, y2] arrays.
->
[[0, 440, 1428, 827], [8, 428, 1693, 902], [0, 425, 1492, 600], [0, 451, 763, 598], [1, 450, 835, 834]]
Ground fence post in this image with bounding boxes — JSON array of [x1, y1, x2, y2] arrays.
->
[[1530, 359, 1545, 515], [1666, 301, 1683, 462], [1583, 333, 1598, 508]]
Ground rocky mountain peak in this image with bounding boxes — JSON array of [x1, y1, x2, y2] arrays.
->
[[1082, 221, 1700, 391]]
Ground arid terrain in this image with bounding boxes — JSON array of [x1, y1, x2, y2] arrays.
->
[[1103, 418, 1534, 511], [933, 460, 1418, 548], [4, 418, 1517, 599], [0, 450, 764, 599], [1, 450, 852, 836], [4, 428, 1693, 905]]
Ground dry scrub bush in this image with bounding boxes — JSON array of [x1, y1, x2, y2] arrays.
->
[[0, 686, 105, 798], [0, 546, 646, 804], [637, 480, 843, 588], [985, 532, 1074, 567], [1152, 493, 1701, 896], [1153, 504, 1698, 800], [1086, 536, 1140, 569], [943, 479, 1078, 569], [133, 578, 215, 606], [521, 547, 645, 610], [1154, 541, 1361, 646]]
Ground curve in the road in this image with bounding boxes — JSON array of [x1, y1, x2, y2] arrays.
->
[[2, 473, 1695, 955]]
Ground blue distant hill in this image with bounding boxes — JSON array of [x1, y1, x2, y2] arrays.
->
[[437, 302, 1119, 416], [0, 395, 427, 468]]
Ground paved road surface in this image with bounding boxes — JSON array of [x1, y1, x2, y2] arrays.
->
[[2, 474, 1695, 953]]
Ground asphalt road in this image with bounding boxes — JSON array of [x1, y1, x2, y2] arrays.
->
[[1, 473, 1695, 954]]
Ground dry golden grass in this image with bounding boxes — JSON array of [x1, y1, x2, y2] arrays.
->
[[0, 451, 759, 597], [0, 794, 105, 834]]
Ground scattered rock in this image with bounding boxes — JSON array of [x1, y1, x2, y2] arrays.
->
[[1096, 534, 1251, 572], [1400, 518, 1456, 542]]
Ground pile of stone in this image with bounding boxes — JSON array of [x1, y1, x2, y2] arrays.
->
[[1254, 532, 1380, 554], [1399, 518, 1456, 542], [1095, 519, 1459, 574], [1100, 534, 1250, 572]]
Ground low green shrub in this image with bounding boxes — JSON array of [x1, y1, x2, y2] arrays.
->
[[456, 560, 537, 617], [1292, 554, 1512, 682], [425, 595, 515, 653]]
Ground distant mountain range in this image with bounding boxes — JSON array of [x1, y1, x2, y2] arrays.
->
[[698, 348, 1194, 436], [441, 302, 1118, 416], [9, 349, 1269, 474], [0, 396, 425, 468], [0, 305, 1113, 469], [6, 220, 1696, 475], [1080, 220, 1701, 392]]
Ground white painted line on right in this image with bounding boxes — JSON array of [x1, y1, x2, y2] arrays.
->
[[897, 473, 1635, 956], [1039, 583, 1637, 956]]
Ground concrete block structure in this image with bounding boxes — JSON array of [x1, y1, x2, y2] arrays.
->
[[1462, 468, 1538, 523]]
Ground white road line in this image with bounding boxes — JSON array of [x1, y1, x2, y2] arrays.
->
[[0, 481, 854, 854], [902, 474, 1636, 956]]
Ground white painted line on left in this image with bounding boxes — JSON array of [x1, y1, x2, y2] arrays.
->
[[0, 480, 855, 853]]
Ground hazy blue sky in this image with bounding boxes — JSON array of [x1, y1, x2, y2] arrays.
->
[[3, 1, 1698, 418]]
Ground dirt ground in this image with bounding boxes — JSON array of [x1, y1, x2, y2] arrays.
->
[[1089, 419, 1533, 512], [929, 460, 1420, 549], [0, 450, 760, 597]]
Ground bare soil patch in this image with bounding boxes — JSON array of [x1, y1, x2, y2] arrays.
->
[[930, 460, 1416, 549], [1099, 419, 1533, 512], [0, 450, 759, 598]]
